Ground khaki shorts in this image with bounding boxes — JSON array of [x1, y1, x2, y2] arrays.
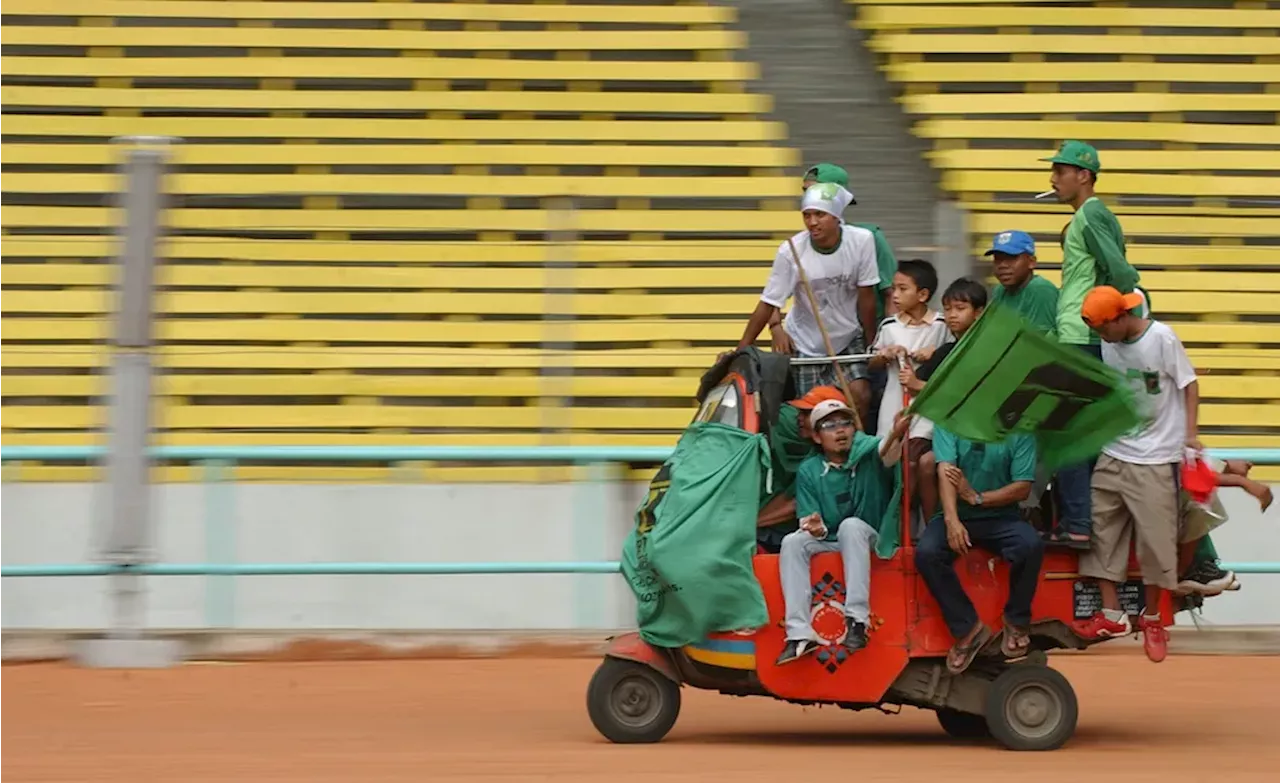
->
[[1179, 492, 1229, 544], [1078, 454, 1180, 590]]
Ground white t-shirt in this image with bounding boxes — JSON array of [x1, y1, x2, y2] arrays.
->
[[759, 226, 879, 357], [872, 310, 953, 440], [1101, 320, 1197, 465]]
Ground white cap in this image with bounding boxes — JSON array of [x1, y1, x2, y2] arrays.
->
[[809, 398, 852, 429], [800, 181, 855, 222]]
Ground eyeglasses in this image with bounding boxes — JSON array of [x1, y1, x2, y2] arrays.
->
[[818, 418, 855, 432]]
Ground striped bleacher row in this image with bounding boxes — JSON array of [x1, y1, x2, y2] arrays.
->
[[1, 0, 803, 482], [848, 0, 1280, 480]]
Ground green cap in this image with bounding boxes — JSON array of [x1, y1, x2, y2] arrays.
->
[[803, 162, 849, 188], [1040, 140, 1101, 173]]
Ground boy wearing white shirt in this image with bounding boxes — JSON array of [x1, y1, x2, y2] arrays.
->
[[734, 182, 880, 421], [869, 259, 952, 519], [1073, 286, 1200, 665]]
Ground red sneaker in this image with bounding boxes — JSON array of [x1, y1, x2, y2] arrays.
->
[[1073, 612, 1131, 640], [1139, 616, 1169, 663]]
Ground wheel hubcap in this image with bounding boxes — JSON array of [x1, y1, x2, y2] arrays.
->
[[1005, 682, 1063, 740], [612, 675, 661, 727]]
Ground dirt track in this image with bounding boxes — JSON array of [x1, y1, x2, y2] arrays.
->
[[5, 652, 1279, 782]]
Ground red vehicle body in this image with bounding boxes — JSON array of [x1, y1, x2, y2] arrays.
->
[[588, 362, 1171, 751]]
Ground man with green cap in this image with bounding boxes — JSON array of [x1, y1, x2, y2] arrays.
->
[[1040, 140, 1144, 548], [801, 163, 899, 322], [791, 163, 900, 434]]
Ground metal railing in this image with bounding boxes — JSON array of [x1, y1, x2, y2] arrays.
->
[[3, 445, 1279, 581]]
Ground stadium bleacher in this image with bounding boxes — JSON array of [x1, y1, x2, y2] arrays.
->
[[848, 0, 1280, 477], [1, 0, 800, 481]]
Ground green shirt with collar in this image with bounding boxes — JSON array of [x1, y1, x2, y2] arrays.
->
[[933, 426, 1037, 522], [794, 432, 886, 541], [992, 275, 1060, 338]]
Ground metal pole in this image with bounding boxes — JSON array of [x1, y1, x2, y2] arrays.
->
[[75, 139, 184, 668]]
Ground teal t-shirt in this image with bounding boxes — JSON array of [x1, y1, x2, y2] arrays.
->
[[992, 275, 1060, 338], [794, 432, 884, 541], [1058, 197, 1140, 346], [933, 427, 1037, 522]]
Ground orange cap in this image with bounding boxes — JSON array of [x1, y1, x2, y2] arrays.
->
[[1081, 286, 1144, 328], [791, 385, 845, 411]]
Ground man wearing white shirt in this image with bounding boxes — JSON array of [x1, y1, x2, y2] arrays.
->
[[733, 182, 880, 422]]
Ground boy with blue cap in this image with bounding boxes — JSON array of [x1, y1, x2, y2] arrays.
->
[[986, 230, 1059, 337]]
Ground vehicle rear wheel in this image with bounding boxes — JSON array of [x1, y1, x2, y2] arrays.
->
[[984, 665, 1078, 751], [936, 708, 991, 739], [586, 657, 681, 744]]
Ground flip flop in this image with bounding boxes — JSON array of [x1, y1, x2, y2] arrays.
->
[[1000, 619, 1031, 659], [946, 624, 993, 675]]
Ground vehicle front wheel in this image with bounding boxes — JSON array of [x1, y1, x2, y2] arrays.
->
[[936, 708, 991, 739], [984, 665, 1078, 751], [586, 657, 681, 744]]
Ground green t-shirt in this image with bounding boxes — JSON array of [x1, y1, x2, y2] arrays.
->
[[992, 275, 1060, 338], [1058, 197, 1140, 346], [757, 403, 815, 548], [852, 222, 898, 321], [933, 426, 1037, 522], [794, 432, 884, 541]]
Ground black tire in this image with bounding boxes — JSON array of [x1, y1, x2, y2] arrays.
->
[[936, 708, 991, 740], [586, 657, 681, 744], [984, 665, 1079, 751]]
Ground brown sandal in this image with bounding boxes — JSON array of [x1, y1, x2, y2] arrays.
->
[[1000, 618, 1031, 659], [946, 623, 993, 675]]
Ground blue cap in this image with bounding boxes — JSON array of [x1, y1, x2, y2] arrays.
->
[[984, 230, 1036, 257]]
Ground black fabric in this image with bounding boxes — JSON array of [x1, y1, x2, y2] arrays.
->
[[695, 347, 795, 439], [915, 342, 957, 382]]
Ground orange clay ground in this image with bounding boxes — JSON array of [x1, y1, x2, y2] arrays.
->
[[5, 651, 1279, 782]]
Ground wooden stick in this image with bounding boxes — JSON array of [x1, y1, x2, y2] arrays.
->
[[784, 237, 864, 432]]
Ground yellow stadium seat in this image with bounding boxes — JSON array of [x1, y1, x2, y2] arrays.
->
[[2, 173, 798, 199], [5, 0, 734, 25], [943, 171, 1280, 199], [903, 92, 1280, 116], [2, 28, 745, 52], [932, 149, 1280, 174], [916, 120, 1280, 147], [1, 115, 789, 142], [1, 144, 799, 169], [2, 86, 770, 115], [1, 57, 756, 83], [858, 5, 1277, 30], [888, 62, 1280, 85], [1, 206, 801, 234], [872, 34, 1280, 57]]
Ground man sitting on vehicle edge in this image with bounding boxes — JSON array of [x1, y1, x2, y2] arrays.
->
[[914, 425, 1045, 675], [777, 399, 910, 664]]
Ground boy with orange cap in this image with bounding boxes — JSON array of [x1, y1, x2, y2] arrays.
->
[[1073, 286, 1199, 664]]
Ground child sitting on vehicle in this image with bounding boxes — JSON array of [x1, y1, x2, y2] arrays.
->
[[776, 399, 910, 665], [898, 277, 988, 524], [869, 259, 952, 522], [1074, 286, 1199, 664]]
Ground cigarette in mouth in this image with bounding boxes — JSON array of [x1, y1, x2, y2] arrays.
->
[[1034, 190, 1055, 199]]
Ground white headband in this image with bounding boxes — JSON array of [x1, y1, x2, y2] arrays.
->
[[801, 182, 854, 221]]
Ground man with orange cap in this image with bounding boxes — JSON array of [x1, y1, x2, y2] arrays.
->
[[1073, 286, 1200, 665]]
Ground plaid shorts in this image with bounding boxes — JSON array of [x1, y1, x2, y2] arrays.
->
[[791, 335, 869, 396]]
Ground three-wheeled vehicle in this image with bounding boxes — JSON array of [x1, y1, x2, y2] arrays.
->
[[587, 351, 1172, 751]]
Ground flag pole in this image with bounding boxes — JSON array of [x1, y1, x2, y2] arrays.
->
[[899, 356, 913, 549], [784, 237, 864, 432]]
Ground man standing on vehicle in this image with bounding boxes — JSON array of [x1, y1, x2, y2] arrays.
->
[[733, 182, 880, 418], [1041, 140, 1143, 548]]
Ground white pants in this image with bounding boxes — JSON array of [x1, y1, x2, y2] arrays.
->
[[779, 517, 877, 641]]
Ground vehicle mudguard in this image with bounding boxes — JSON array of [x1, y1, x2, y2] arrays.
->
[[603, 632, 680, 684]]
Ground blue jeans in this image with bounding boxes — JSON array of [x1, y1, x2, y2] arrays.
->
[[1056, 343, 1103, 536], [915, 512, 1046, 639]]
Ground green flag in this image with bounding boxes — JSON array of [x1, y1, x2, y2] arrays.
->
[[909, 303, 1139, 471]]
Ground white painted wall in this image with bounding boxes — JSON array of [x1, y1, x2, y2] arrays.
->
[[2, 480, 1277, 630]]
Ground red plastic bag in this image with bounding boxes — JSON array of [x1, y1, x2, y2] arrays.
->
[[1181, 454, 1219, 505]]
